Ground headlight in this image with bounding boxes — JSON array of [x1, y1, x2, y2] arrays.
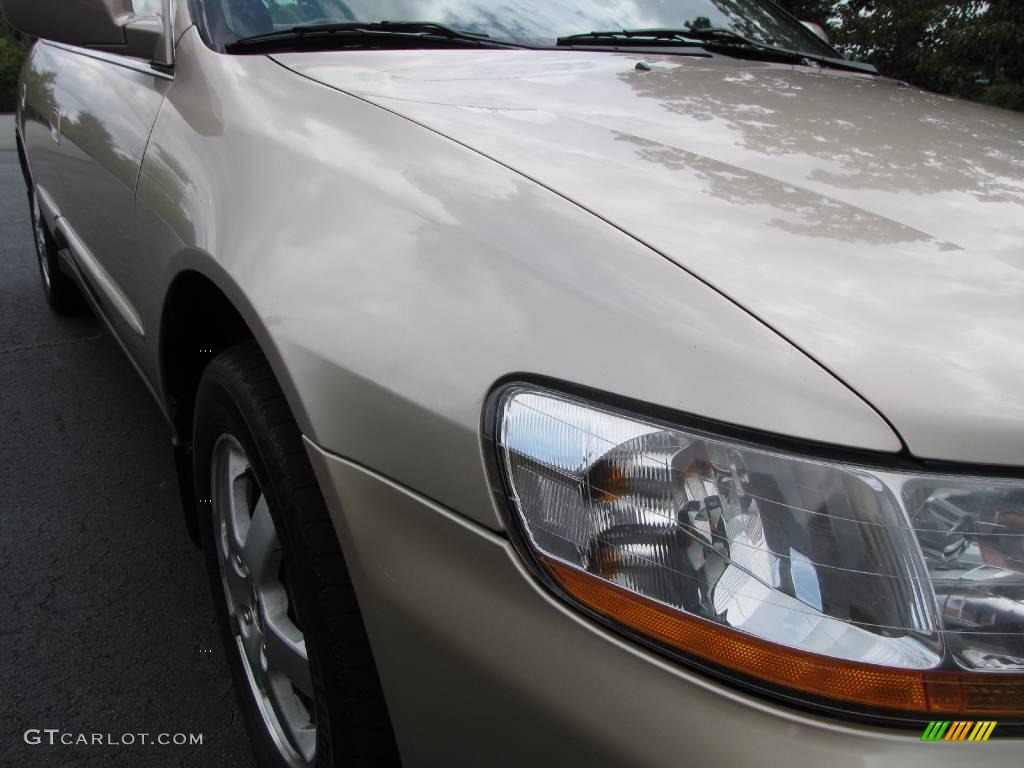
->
[[491, 385, 1024, 721]]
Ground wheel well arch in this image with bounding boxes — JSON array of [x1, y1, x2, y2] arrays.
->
[[159, 269, 256, 443], [160, 270, 258, 543]]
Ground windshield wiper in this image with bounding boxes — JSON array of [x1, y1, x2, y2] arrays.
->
[[227, 21, 530, 53], [558, 27, 748, 46], [556, 28, 876, 74]]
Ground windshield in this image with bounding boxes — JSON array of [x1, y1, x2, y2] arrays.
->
[[197, 0, 837, 57]]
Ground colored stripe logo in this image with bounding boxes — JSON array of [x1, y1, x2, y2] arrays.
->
[[921, 721, 997, 742]]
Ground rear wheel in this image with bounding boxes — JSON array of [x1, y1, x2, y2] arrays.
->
[[194, 341, 400, 768], [30, 190, 86, 315]]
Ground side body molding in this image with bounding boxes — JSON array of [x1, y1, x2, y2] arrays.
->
[[36, 182, 146, 338]]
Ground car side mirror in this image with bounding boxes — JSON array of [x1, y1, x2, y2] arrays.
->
[[800, 21, 830, 45], [0, 0, 173, 66]]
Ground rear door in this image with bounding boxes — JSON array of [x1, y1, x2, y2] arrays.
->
[[48, 33, 170, 344]]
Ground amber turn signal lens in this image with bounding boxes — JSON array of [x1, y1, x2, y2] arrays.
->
[[544, 557, 1024, 716]]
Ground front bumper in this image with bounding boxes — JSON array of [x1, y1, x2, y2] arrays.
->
[[306, 439, 1018, 767]]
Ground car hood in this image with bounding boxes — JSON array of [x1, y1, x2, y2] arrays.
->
[[272, 49, 1024, 468]]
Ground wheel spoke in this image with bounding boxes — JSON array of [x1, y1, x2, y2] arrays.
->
[[264, 612, 313, 699], [224, 554, 252, 622], [291, 724, 317, 762], [243, 495, 279, 585], [224, 447, 253, 553]]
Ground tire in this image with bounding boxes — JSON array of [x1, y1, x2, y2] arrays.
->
[[193, 341, 400, 768], [30, 189, 87, 315]]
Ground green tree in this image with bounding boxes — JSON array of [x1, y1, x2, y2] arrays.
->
[[0, 18, 31, 112], [775, 0, 1024, 111]]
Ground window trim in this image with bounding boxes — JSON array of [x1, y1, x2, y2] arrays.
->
[[42, 41, 175, 81]]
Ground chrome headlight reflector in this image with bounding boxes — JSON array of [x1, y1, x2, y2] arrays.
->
[[493, 385, 1024, 718]]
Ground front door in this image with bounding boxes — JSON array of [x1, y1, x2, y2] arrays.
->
[[50, 43, 170, 345]]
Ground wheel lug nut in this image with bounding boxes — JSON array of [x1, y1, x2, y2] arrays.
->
[[234, 553, 244, 569], [241, 606, 253, 625]]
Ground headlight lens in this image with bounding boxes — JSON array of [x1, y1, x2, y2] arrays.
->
[[494, 386, 1024, 718]]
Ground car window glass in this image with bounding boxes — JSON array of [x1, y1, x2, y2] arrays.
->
[[200, 0, 835, 56], [133, 0, 163, 15]]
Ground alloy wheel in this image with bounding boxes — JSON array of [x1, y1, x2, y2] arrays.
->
[[32, 194, 52, 292], [211, 434, 317, 767]]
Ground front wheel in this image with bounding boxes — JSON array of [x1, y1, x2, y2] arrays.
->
[[193, 341, 400, 768]]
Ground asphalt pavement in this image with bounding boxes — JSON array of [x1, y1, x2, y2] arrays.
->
[[0, 114, 253, 767]]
